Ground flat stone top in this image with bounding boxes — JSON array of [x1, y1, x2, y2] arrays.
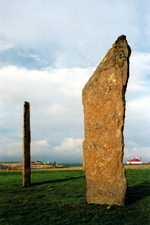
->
[[24, 101, 30, 109]]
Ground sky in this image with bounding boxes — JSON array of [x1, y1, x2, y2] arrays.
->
[[0, 0, 150, 163]]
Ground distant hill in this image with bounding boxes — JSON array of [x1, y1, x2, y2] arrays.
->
[[62, 163, 82, 167], [0, 164, 9, 169]]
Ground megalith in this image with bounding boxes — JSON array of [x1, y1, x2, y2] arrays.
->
[[82, 140, 86, 171], [82, 35, 131, 205], [23, 101, 31, 186]]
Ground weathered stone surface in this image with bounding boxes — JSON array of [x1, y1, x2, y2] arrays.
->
[[82, 140, 86, 171], [23, 101, 31, 187], [82, 35, 131, 206]]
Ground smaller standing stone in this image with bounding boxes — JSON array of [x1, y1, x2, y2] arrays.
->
[[23, 101, 31, 186]]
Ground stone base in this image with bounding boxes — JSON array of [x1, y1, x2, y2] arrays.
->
[[86, 176, 127, 206]]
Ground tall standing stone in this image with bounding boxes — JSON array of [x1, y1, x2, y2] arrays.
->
[[23, 101, 31, 187], [82, 140, 86, 171], [82, 35, 131, 206]]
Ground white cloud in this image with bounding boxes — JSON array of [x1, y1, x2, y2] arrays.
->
[[127, 52, 150, 94], [0, 39, 14, 51], [0, 137, 22, 160], [46, 103, 67, 116], [0, 65, 92, 108], [32, 139, 49, 147], [31, 139, 50, 159], [127, 96, 150, 115], [54, 137, 82, 156], [6, 141, 22, 157]]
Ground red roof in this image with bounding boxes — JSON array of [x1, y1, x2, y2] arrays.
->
[[128, 158, 141, 162]]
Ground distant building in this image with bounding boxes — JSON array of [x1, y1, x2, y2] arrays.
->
[[35, 161, 43, 164], [127, 158, 142, 164]]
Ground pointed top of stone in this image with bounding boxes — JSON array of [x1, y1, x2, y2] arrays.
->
[[113, 35, 131, 56], [115, 34, 126, 43], [83, 35, 131, 97]]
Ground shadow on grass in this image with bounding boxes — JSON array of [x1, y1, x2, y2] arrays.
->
[[30, 176, 84, 187], [126, 182, 150, 204]]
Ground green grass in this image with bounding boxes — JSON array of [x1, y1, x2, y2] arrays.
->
[[0, 169, 150, 225]]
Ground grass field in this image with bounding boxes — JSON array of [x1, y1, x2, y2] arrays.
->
[[0, 169, 150, 225]]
